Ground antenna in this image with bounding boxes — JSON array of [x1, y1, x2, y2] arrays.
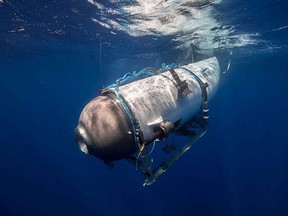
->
[[96, 33, 103, 86], [190, 43, 195, 63], [99, 35, 102, 85]]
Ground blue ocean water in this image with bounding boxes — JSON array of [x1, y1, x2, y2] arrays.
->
[[1, 0, 288, 216]]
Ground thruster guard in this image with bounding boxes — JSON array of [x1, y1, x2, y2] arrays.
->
[[75, 57, 220, 186]]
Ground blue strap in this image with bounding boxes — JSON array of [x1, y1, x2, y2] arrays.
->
[[105, 63, 177, 148], [110, 85, 139, 148], [180, 66, 209, 122]]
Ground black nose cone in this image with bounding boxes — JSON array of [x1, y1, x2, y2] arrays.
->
[[76, 95, 137, 161]]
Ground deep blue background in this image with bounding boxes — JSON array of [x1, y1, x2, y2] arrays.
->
[[1, 1, 288, 216]]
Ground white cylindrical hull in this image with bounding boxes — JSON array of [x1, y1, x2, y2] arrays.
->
[[118, 57, 220, 139]]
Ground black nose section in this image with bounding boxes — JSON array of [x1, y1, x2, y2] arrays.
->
[[76, 95, 138, 161]]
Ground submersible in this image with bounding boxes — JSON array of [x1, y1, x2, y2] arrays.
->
[[75, 57, 220, 185]]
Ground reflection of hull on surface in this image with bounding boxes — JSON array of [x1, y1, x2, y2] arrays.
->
[[75, 57, 220, 185]]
